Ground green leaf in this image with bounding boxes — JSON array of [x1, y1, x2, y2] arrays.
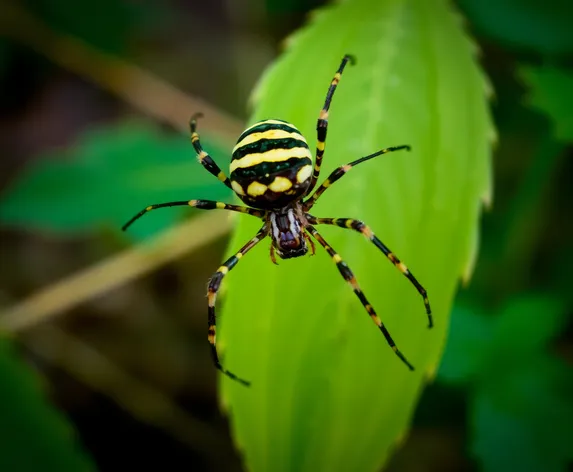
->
[[438, 296, 572, 471], [472, 357, 573, 472], [439, 295, 567, 383], [219, 0, 493, 471], [0, 121, 232, 240], [29, 0, 152, 54], [459, 0, 573, 56], [519, 65, 573, 142], [0, 336, 94, 471], [437, 305, 492, 383]]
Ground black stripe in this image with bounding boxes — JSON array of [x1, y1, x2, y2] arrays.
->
[[231, 156, 311, 184], [232, 138, 309, 161], [236, 121, 298, 143], [226, 256, 239, 270], [209, 272, 224, 292]]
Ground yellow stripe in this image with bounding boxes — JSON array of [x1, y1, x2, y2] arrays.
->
[[241, 119, 298, 135], [230, 147, 311, 172], [233, 129, 307, 152]]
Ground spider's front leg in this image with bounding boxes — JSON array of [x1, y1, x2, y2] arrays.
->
[[189, 113, 233, 188], [122, 199, 263, 231], [308, 54, 355, 193]]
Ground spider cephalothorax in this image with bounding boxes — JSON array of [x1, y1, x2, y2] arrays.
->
[[123, 55, 433, 386]]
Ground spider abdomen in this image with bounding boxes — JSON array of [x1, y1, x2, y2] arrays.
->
[[230, 119, 313, 209]]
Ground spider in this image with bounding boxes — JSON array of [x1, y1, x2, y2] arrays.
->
[[123, 54, 432, 387]]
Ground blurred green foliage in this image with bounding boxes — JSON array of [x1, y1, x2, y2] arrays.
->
[[25, 0, 151, 54], [0, 121, 231, 240], [458, 0, 573, 56], [440, 296, 573, 471], [520, 66, 573, 142], [0, 337, 94, 471]]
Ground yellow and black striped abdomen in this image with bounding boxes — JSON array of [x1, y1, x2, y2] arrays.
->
[[230, 119, 313, 209]]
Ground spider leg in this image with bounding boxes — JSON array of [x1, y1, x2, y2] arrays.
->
[[208, 225, 268, 386], [304, 231, 316, 256], [270, 245, 278, 265], [122, 199, 264, 231], [307, 216, 432, 328], [303, 146, 410, 210], [189, 113, 233, 189], [306, 224, 415, 370], [307, 54, 355, 194]]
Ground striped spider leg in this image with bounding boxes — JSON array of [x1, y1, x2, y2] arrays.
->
[[306, 216, 432, 328], [302, 147, 432, 327], [122, 115, 269, 385], [207, 225, 268, 386], [305, 224, 415, 370], [189, 113, 233, 189], [307, 54, 355, 194]]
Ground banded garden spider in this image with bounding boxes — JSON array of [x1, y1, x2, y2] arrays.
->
[[123, 55, 432, 386]]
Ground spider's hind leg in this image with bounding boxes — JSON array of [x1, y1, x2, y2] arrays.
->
[[306, 215, 432, 328], [207, 225, 268, 386], [306, 224, 415, 370]]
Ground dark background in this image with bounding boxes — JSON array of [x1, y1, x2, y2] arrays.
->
[[0, 0, 572, 471]]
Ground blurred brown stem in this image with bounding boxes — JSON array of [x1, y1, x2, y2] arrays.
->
[[0, 2, 244, 142], [0, 211, 232, 333], [26, 324, 241, 470]]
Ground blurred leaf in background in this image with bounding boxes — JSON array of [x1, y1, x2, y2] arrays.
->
[[220, 0, 493, 471], [0, 121, 232, 240], [519, 66, 573, 142], [26, 0, 153, 55], [458, 0, 573, 56], [439, 296, 573, 472], [0, 336, 95, 471]]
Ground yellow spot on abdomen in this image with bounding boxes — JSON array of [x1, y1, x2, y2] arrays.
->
[[218, 265, 229, 275], [268, 176, 293, 193], [231, 181, 246, 196], [216, 202, 226, 209], [296, 164, 312, 183], [247, 181, 268, 196], [397, 262, 409, 273], [333, 254, 342, 263]]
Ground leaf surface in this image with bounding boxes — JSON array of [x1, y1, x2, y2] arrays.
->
[[219, 1, 493, 470]]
